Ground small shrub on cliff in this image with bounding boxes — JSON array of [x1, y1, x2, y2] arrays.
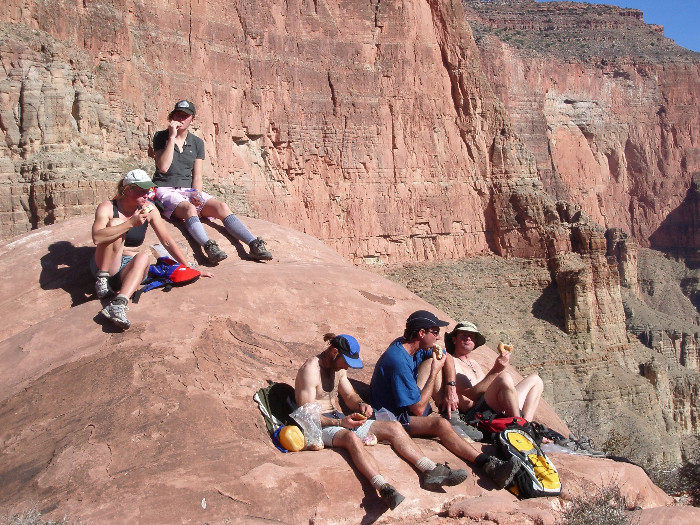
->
[[652, 461, 700, 506], [556, 484, 638, 525]]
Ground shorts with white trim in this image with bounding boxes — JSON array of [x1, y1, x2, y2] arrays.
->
[[154, 187, 214, 219]]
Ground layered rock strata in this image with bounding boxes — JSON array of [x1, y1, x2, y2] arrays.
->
[[463, 0, 700, 250], [2, 0, 549, 266]]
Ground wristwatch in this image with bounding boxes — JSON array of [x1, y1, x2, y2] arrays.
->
[[446, 381, 457, 386]]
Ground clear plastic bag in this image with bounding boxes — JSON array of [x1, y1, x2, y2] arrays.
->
[[290, 403, 324, 450]]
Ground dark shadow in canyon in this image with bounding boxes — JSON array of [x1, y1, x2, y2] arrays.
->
[[531, 282, 566, 331]]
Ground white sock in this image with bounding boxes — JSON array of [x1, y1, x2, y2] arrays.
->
[[416, 457, 437, 472], [370, 474, 387, 490]]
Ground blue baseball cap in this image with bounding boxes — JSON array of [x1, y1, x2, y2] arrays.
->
[[332, 334, 363, 369]]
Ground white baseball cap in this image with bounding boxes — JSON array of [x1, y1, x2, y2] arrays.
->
[[122, 169, 156, 189]]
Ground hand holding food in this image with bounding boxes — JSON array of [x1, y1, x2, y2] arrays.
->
[[497, 342, 514, 356], [351, 412, 368, 421], [432, 344, 445, 360], [142, 204, 154, 214]]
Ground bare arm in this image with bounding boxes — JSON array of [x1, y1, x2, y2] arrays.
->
[[191, 158, 204, 192], [91, 201, 145, 245], [337, 373, 373, 418], [154, 121, 180, 173], [458, 354, 509, 401], [440, 353, 459, 418]]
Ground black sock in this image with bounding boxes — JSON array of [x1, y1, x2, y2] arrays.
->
[[475, 453, 489, 467]]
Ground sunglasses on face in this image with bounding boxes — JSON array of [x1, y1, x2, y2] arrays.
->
[[426, 328, 440, 336], [130, 185, 151, 196]]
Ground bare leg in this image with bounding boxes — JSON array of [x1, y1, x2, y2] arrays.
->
[[483, 373, 520, 418], [407, 416, 480, 464], [516, 373, 544, 421], [415, 359, 446, 407], [171, 200, 199, 220], [370, 420, 423, 465], [116, 253, 150, 298], [200, 197, 232, 221], [331, 429, 381, 481]]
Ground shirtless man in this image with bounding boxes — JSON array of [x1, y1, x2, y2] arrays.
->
[[295, 333, 468, 511], [445, 321, 544, 421]]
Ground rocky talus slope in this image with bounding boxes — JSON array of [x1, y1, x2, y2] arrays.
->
[[1, 217, 699, 524]]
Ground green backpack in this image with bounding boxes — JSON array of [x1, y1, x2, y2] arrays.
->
[[253, 382, 299, 450]]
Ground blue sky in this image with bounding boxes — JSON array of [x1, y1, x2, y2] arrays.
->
[[538, 1, 700, 52]]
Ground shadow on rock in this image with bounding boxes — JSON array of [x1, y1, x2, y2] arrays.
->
[[40, 241, 95, 306], [531, 282, 565, 330]]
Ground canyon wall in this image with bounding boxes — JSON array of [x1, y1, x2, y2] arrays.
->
[[463, 0, 700, 248], [1, 0, 552, 265]]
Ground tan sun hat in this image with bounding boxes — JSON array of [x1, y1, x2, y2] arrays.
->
[[445, 321, 486, 354]]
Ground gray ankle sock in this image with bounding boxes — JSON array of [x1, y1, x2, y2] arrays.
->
[[114, 294, 129, 305], [185, 216, 210, 246], [222, 214, 256, 244]]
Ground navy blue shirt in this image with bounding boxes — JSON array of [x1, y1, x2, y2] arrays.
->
[[152, 130, 205, 188], [370, 338, 433, 420]]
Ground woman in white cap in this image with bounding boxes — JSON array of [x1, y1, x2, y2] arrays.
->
[[91, 169, 211, 329], [445, 321, 544, 421], [151, 100, 272, 264]]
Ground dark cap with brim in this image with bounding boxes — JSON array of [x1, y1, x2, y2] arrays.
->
[[332, 334, 363, 369], [445, 321, 486, 354], [168, 99, 196, 119], [405, 310, 450, 334]]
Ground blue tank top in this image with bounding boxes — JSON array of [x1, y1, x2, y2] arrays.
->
[[113, 200, 149, 248]]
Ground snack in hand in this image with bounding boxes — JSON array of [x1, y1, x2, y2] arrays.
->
[[142, 204, 154, 214], [432, 344, 444, 360], [351, 412, 368, 421], [497, 342, 514, 356]]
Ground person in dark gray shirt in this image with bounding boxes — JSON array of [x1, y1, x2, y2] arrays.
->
[[152, 100, 273, 263]]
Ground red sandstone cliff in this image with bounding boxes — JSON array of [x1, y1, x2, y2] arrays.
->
[[1, 217, 698, 523], [1, 0, 544, 265]]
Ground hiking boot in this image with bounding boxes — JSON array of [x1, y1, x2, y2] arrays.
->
[[203, 240, 228, 263], [421, 462, 469, 491], [442, 410, 484, 441], [95, 274, 113, 299], [248, 237, 272, 261], [483, 456, 521, 489], [378, 484, 405, 510], [100, 298, 130, 329]]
